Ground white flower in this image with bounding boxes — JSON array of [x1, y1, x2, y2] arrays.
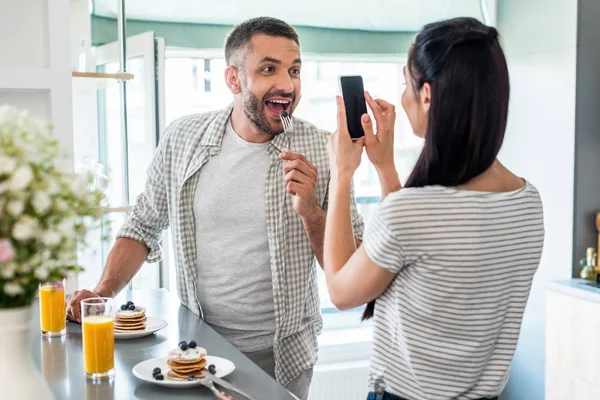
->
[[57, 218, 76, 239], [32, 191, 52, 214], [71, 178, 88, 197], [7, 200, 24, 216], [0, 155, 16, 175], [7, 165, 33, 191], [4, 282, 23, 297], [1, 263, 16, 279], [30, 253, 43, 265], [34, 266, 49, 281], [45, 178, 60, 195], [0, 105, 106, 305], [84, 170, 95, 185], [12, 217, 38, 241], [41, 231, 62, 247], [57, 250, 76, 264], [42, 248, 52, 257], [16, 109, 29, 128], [0, 104, 18, 124], [54, 199, 67, 212], [86, 192, 99, 206], [35, 250, 52, 265]]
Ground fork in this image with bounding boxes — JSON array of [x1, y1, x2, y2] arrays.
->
[[202, 368, 258, 400], [280, 110, 293, 137], [197, 377, 237, 400]]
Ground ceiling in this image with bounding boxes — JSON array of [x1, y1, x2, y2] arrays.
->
[[92, 0, 485, 32]]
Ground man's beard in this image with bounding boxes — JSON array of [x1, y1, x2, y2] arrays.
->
[[242, 90, 296, 136]]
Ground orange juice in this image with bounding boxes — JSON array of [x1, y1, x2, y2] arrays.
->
[[39, 285, 66, 335], [82, 316, 114, 375]]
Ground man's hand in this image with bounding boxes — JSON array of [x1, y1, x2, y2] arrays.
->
[[66, 289, 102, 323], [280, 152, 321, 220]]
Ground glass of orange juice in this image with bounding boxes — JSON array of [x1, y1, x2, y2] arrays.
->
[[39, 279, 66, 337], [81, 297, 115, 380]]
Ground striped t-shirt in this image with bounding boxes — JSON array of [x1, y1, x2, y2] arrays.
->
[[362, 181, 544, 400]]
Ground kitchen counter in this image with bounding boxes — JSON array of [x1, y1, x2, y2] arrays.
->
[[547, 278, 600, 303], [30, 289, 295, 400], [546, 278, 600, 399]]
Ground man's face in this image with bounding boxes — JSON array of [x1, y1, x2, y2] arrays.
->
[[237, 34, 302, 136]]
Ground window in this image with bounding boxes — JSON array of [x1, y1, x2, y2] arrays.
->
[[82, 57, 160, 291], [163, 52, 423, 328]]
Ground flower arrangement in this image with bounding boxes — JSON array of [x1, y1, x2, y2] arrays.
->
[[0, 105, 105, 308]]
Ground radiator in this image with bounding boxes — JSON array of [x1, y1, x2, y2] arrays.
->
[[308, 361, 370, 400]]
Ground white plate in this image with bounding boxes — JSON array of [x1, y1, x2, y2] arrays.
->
[[114, 316, 168, 340], [132, 356, 236, 388]]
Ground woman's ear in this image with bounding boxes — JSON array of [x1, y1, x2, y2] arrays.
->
[[420, 82, 431, 114]]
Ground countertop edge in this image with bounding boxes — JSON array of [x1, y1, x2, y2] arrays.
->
[[547, 278, 600, 303]]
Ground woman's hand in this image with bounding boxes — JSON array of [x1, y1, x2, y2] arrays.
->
[[362, 92, 402, 198], [328, 95, 365, 180], [362, 91, 397, 172]]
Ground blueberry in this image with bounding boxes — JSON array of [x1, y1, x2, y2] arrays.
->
[[126, 301, 134, 306], [155, 374, 164, 381], [208, 364, 216, 374], [120, 304, 127, 311], [127, 304, 135, 311], [187, 375, 196, 381], [152, 367, 161, 377], [179, 342, 188, 351], [188, 340, 197, 349]]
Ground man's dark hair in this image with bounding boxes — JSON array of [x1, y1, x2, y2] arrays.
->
[[224, 17, 300, 66]]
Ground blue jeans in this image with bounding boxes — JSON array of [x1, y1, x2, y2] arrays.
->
[[367, 393, 499, 400]]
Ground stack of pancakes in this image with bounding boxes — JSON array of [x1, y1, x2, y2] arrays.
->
[[114, 307, 147, 332], [166, 347, 208, 381]]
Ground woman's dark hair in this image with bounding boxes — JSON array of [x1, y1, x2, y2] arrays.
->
[[362, 17, 510, 321]]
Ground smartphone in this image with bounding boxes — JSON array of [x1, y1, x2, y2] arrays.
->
[[339, 75, 368, 139]]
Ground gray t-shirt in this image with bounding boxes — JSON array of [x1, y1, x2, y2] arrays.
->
[[193, 119, 275, 352]]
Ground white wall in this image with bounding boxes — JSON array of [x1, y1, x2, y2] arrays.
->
[[70, 0, 103, 290], [498, 0, 578, 399], [483, 0, 498, 27], [0, 0, 47, 69], [0, 0, 75, 290], [70, 0, 99, 164], [0, 0, 74, 158]]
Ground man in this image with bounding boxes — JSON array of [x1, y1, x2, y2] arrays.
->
[[66, 17, 364, 399]]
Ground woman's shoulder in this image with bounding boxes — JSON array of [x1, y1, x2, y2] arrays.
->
[[376, 186, 450, 219], [388, 180, 540, 198], [380, 180, 542, 213], [387, 185, 449, 199], [381, 185, 453, 206]]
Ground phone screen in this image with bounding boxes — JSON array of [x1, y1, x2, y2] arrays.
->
[[340, 75, 368, 139]]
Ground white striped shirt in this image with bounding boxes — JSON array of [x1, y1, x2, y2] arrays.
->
[[362, 181, 544, 400]]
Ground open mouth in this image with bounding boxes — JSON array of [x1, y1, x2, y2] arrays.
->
[[265, 99, 292, 118]]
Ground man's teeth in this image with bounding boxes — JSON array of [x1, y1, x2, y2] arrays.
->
[[268, 99, 290, 104]]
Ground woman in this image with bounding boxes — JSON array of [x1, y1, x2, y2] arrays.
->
[[324, 17, 544, 400]]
